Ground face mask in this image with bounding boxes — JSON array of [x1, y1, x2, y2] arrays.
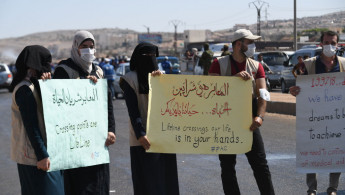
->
[[142, 55, 158, 73], [322, 44, 337, 57], [80, 48, 96, 62], [26, 69, 34, 79], [244, 43, 256, 57], [26, 69, 42, 80]]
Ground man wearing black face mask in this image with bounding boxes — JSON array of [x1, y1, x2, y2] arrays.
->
[[209, 29, 275, 195], [120, 43, 180, 195]]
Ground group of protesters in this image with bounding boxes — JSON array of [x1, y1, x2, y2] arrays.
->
[[11, 31, 116, 195], [11, 29, 345, 195]]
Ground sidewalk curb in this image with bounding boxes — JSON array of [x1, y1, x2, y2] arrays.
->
[[267, 101, 296, 116]]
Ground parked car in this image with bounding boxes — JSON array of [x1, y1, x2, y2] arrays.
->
[[337, 46, 345, 57], [114, 62, 130, 98], [280, 47, 322, 93], [284, 51, 295, 58], [301, 44, 318, 49], [0, 63, 13, 92], [253, 52, 260, 60], [156, 56, 181, 74], [193, 43, 232, 75], [209, 43, 232, 57], [258, 51, 289, 90]]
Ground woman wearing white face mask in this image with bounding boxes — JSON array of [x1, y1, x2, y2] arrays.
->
[[54, 31, 100, 78], [53, 31, 116, 195]]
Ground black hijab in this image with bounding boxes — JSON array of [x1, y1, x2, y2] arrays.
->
[[130, 43, 159, 94], [10, 45, 52, 92]]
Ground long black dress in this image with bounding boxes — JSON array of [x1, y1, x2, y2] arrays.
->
[[54, 58, 116, 195]]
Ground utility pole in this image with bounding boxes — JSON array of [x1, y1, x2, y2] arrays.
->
[[265, 7, 269, 28], [294, 0, 297, 51], [169, 20, 183, 56], [264, 7, 269, 41], [249, 0, 269, 36], [143, 25, 150, 34]]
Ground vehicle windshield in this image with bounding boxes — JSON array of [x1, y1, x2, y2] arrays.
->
[[0, 65, 5, 72], [157, 58, 179, 65], [116, 64, 130, 76], [209, 44, 224, 52], [289, 50, 322, 65], [125, 65, 130, 74], [261, 53, 288, 66]]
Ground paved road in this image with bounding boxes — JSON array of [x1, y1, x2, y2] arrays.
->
[[1, 89, 344, 194]]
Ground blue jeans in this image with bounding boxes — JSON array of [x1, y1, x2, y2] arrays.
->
[[219, 128, 275, 195], [107, 80, 115, 99]]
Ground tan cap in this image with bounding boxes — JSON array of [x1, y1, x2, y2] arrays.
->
[[232, 29, 261, 42]]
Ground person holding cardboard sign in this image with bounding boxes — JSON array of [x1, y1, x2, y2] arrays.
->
[[10, 45, 64, 195], [209, 29, 274, 195], [120, 43, 180, 195], [290, 30, 345, 195], [53, 30, 116, 195]]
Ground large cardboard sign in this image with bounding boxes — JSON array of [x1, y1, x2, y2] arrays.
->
[[39, 79, 109, 171], [146, 74, 253, 154], [296, 72, 345, 173]]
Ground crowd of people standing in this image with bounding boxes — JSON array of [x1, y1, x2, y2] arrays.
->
[[10, 29, 345, 195]]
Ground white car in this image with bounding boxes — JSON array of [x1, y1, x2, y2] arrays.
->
[[209, 43, 232, 57], [194, 43, 233, 75], [0, 63, 13, 92], [113, 63, 130, 98]]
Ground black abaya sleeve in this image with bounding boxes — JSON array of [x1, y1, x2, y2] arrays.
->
[[120, 79, 146, 139]]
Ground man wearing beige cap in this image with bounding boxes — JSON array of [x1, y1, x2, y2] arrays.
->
[[209, 29, 275, 195]]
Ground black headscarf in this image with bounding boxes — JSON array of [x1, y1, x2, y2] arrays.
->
[[130, 43, 159, 94], [10, 45, 52, 92]]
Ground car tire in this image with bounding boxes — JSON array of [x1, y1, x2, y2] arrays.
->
[[270, 81, 276, 89], [281, 80, 288, 93], [266, 79, 271, 92]]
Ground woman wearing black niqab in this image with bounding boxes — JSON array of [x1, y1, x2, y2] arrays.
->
[[129, 42, 159, 94], [11, 45, 64, 195], [120, 43, 180, 195]]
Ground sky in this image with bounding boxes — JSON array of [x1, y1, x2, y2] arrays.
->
[[0, 0, 344, 39]]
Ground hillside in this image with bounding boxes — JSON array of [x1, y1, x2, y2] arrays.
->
[[1, 11, 344, 64]]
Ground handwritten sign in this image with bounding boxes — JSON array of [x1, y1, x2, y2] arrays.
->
[[39, 79, 109, 171], [146, 74, 253, 154], [296, 72, 345, 173]]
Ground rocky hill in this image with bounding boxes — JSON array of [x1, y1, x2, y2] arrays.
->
[[0, 27, 183, 64], [1, 11, 344, 64]]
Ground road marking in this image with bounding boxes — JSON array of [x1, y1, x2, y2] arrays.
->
[[266, 154, 295, 160]]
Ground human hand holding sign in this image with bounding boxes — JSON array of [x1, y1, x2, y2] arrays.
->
[[235, 71, 251, 81], [87, 75, 98, 83], [37, 157, 50, 171], [139, 136, 151, 150], [105, 132, 116, 146]]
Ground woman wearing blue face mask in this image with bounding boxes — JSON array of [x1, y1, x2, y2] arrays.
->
[[53, 30, 116, 195]]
